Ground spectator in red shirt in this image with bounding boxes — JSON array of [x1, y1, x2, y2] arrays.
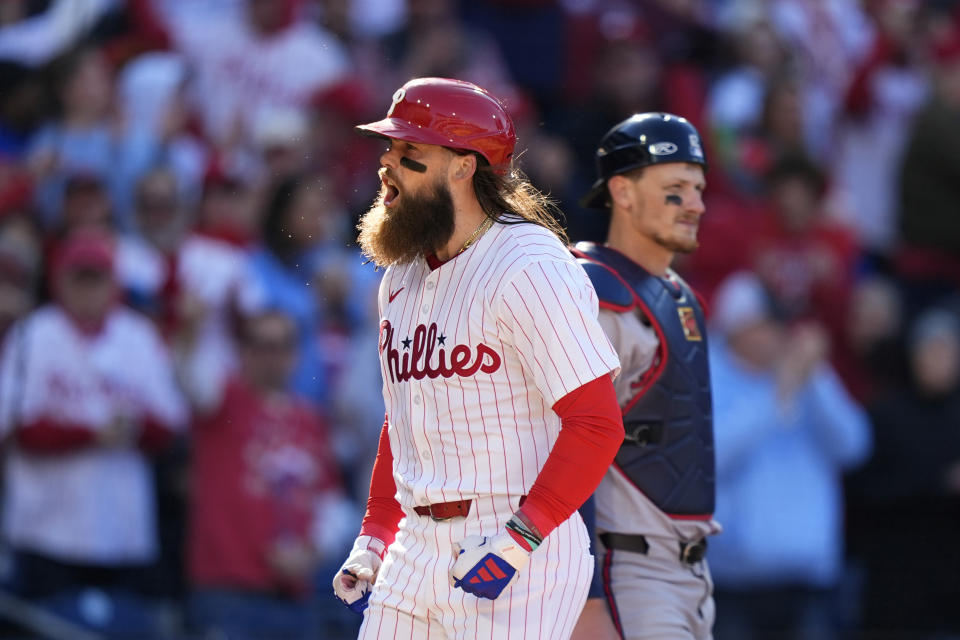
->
[[752, 152, 860, 345], [186, 308, 346, 640]]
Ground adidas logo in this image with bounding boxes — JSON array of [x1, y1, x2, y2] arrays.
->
[[469, 558, 509, 584]]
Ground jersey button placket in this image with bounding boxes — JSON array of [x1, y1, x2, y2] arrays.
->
[[423, 275, 436, 313], [413, 277, 435, 471]]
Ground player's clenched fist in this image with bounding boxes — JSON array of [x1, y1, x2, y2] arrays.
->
[[450, 514, 542, 600], [332, 535, 386, 614]]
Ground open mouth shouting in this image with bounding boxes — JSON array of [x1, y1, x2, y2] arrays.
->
[[381, 169, 401, 208]]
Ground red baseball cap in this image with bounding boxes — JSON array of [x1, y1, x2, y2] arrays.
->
[[53, 230, 115, 275]]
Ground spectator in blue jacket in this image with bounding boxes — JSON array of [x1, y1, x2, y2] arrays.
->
[[707, 271, 871, 640], [243, 173, 377, 409]]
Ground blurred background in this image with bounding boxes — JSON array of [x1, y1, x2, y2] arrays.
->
[[0, 0, 958, 638]]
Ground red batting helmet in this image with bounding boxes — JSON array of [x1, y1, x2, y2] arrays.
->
[[355, 77, 516, 169]]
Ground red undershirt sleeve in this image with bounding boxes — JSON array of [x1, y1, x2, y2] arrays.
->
[[15, 418, 98, 453], [518, 374, 623, 538], [359, 414, 405, 546]]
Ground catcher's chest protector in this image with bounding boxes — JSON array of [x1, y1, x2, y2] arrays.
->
[[574, 242, 715, 518]]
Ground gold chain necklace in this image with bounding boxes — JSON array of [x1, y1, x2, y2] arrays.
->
[[455, 216, 493, 257]]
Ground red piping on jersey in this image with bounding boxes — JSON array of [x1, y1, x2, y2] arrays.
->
[[692, 287, 710, 318], [573, 245, 638, 315], [598, 299, 635, 313], [575, 252, 670, 415], [579, 248, 713, 522]]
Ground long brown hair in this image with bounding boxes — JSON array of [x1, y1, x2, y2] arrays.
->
[[466, 154, 568, 244]]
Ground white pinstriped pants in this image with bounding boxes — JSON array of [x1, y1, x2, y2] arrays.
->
[[359, 497, 593, 639]]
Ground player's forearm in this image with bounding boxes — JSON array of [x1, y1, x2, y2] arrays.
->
[[14, 417, 98, 453], [137, 415, 177, 454], [359, 414, 404, 545], [808, 367, 872, 467], [520, 374, 623, 538]]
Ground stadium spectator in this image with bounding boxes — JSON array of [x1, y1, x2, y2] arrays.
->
[[242, 174, 377, 409], [251, 106, 312, 184], [379, 0, 515, 105], [0, 0, 118, 67], [130, 0, 350, 150], [707, 271, 871, 640], [115, 51, 208, 217], [752, 153, 860, 344], [116, 167, 189, 331], [185, 308, 346, 640], [836, 275, 907, 403], [767, 0, 873, 160], [896, 29, 960, 301], [171, 164, 257, 410], [834, 0, 928, 253], [0, 213, 40, 340], [709, 17, 790, 146], [847, 308, 960, 636], [306, 80, 381, 217], [0, 229, 187, 618], [731, 75, 810, 197], [27, 46, 152, 230], [0, 61, 47, 158]]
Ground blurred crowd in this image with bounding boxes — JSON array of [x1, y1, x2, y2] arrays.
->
[[0, 0, 958, 638]]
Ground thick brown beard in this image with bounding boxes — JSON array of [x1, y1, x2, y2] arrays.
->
[[357, 178, 456, 268]]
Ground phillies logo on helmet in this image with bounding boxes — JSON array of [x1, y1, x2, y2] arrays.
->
[[380, 320, 502, 382], [356, 77, 516, 169], [387, 88, 406, 117]]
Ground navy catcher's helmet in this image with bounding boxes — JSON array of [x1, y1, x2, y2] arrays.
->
[[581, 112, 707, 209]]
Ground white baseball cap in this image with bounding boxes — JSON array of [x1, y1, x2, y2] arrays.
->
[[710, 271, 772, 337]]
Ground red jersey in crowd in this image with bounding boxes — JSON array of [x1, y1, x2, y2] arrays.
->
[[188, 376, 338, 596]]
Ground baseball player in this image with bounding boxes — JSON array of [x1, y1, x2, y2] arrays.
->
[[571, 113, 720, 640], [331, 77, 623, 639]]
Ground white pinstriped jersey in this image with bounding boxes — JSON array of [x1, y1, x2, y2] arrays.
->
[[376, 218, 620, 509], [0, 306, 188, 564]]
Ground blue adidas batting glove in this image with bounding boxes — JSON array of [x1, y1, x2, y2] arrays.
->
[[450, 514, 542, 600]]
